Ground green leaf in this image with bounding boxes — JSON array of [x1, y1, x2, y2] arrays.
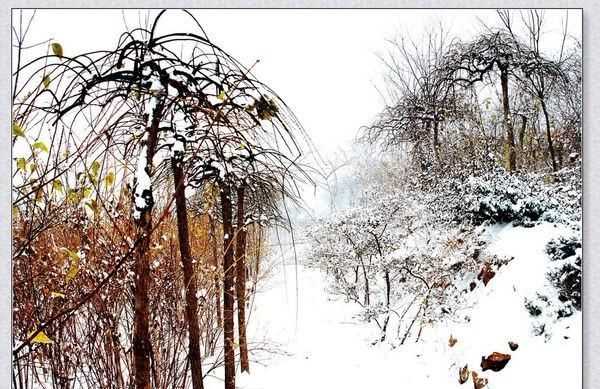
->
[[42, 75, 51, 88], [32, 141, 49, 153], [12, 122, 25, 138], [217, 90, 226, 101], [16, 158, 27, 172], [51, 42, 63, 58]]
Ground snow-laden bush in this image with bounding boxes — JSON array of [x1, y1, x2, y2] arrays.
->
[[546, 235, 581, 311], [429, 164, 581, 227], [306, 185, 489, 345]]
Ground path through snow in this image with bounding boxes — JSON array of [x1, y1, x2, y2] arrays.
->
[[205, 223, 581, 389]]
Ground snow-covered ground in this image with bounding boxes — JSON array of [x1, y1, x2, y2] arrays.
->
[[205, 222, 581, 389]]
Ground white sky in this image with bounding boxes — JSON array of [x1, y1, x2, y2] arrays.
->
[[13, 8, 582, 216]]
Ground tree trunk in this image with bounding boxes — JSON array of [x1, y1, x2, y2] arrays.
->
[[235, 186, 250, 373], [171, 159, 205, 389], [432, 119, 440, 164], [132, 99, 163, 389], [518, 115, 527, 148], [209, 214, 222, 329], [540, 98, 558, 172], [219, 183, 236, 389], [359, 257, 370, 306], [380, 269, 391, 342], [500, 68, 517, 172]]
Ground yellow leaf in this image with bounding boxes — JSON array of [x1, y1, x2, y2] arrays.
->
[[52, 180, 64, 193], [50, 291, 65, 298], [12, 122, 25, 137], [90, 160, 101, 178], [67, 189, 80, 204], [62, 248, 80, 282], [104, 171, 115, 188], [217, 90, 227, 101], [33, 141, 49, 153], [82, 186, 93, 199], [51, 42, 63, 58], [16, 158, 26, 172], [42, 75, 51, 88], [28, 329, 54, 345]]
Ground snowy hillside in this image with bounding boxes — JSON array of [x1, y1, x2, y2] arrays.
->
[[203, 221, 581, 389]]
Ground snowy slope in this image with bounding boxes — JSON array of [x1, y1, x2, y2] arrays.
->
[[204, 222, 581, 389]]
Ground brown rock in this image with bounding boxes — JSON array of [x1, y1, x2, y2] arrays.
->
[[459, 364, 469, 384], [481, 352, 511, 372], [449, 335, 458, 348], [472, 371, 488, 389], [477, 263, 496, 286], [508, 341, 519, 351]]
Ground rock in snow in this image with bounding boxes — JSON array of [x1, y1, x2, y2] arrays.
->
[[480, 352, 511, 372]]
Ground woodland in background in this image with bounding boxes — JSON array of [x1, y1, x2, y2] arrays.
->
[[12, 10, 313, 389], [308, 9, 581, 351], [362, 10, 581, 181]]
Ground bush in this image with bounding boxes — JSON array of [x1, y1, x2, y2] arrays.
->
[[428, 165, 581, 227], [546, 235, 582, 310]]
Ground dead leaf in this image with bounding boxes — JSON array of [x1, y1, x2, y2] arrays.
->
[[472, 371, 488, 389], [459, 364, 469, 384]]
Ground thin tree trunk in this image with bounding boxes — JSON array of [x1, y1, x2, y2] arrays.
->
[[432, 119, 440, 164], [235, 186, 250, 373], [380, 269, 391, 342], [209, 214, 222, 328], [251, 227, 262, 294], [171, 159, 205, 389], [111, 329, 125, 389], [540, 98, 558, 172], [132, 99, 163, 389], [500, 68, 517, 172], [359, 256, 370, 306], [220, 183, 236, 389]]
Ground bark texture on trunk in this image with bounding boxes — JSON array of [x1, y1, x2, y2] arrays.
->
[[132, 100, 163, 389], [209, 214, 222, 329], [432, 119, 440, 164], [220, 184, 236, 389], [235, 186, 250, 372], [171, 159, 205, 389], [519, 115, 527, 149], [500, 67, 517, 172], [540, 99, 558, 172]]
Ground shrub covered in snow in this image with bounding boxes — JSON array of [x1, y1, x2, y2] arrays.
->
[[546, 235, 582, 310], [428, 164, 581, 227]]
